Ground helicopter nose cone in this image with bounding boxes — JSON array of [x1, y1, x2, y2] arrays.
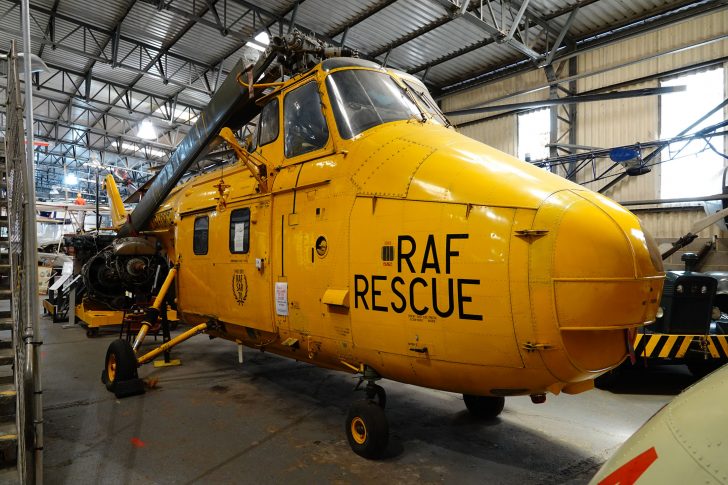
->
[[528, 189, 664, 380]]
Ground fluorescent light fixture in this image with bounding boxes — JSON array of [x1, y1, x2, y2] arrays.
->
[[137, 119, 157, 140], [64, 173, 78, 185], [246, 31, 270, 52], [0, 52, 49, 74]]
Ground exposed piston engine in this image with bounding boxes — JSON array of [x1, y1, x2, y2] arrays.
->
[[82, 237, 168, 309]]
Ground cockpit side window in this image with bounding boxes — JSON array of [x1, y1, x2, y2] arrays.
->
[[283, 81, 329, 158], [326, 69, 420, 139], [257, 98, 279, 148]]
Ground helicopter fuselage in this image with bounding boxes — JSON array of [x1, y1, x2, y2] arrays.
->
[[143, 61, 663, 399]]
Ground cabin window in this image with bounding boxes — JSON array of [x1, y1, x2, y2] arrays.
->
[[229, 208, 250, 254], [258, 98, 279, 147], [326, 69, 420, 139], [193, 216, 209, 255], [284, 81, 329, 158]]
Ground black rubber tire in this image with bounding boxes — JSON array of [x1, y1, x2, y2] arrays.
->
[[345, 400, 389, 459], [463, 394, 505, 418], [86, 328, 99, 338], [103, 339, 138, 391]]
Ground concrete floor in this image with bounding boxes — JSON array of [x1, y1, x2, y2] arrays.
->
[[41, 317, 691, 485]]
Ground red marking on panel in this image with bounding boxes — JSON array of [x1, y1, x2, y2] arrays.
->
[[599, 446, 658, 485], [130, 437, 146, 448]]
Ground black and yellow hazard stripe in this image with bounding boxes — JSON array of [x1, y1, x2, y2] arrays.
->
[[633, 334, 728, 359], [707, 335, 728, 359]]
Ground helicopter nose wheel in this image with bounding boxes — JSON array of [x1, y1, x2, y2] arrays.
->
[[345, 400, 389, 459], [346, 368, 389, 459], [462, 394, 505, 418], [101, 339, 145, 398]]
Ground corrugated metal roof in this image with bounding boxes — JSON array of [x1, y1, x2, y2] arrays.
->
[[133, 75, 181, 98], [122, 2, 193, 48], [295, 0, 382, 36], [344, 0, 448, 57], [5, 0, 714, 181], [92, 62, 141, 87], [56, 0, 131, 31], [169, 22, 240, 65], [386, 16, 487, 71], [425, 41, 523, 86]]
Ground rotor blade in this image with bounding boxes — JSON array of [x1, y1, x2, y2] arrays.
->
[[118, 49, 277, 236], [690, 205, 728, 235], [444, 86, 686, 117]]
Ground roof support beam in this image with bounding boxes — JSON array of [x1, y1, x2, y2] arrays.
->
[[439, 0, 725, 95], [429, 0, 542, 60], [542, 6, 579, 67]]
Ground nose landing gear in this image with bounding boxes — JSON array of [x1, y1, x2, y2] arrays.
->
[[462, 394, 505, 418], [345, 367, 389, 459]]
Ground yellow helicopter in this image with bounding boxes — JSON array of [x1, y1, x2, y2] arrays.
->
[[88, 31, 664, 458]]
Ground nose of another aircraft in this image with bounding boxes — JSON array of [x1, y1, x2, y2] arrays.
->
[[528, 189, 664, 381]]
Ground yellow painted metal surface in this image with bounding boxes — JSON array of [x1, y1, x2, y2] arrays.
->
[[76, 303, 124, 327], [104, 174, 127, 230], [144, 62, 665, 398], [76, 302, 179, 329]]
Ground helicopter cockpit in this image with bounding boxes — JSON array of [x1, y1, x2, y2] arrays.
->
[[249, 59, 450, 160]]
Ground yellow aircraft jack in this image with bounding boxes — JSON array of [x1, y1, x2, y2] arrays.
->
[[153, 358, 182, 368], [76, 300, 179, 338]]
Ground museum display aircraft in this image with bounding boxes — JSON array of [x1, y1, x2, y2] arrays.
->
[[590, 364, 727, 485], [82, 31, 665, 458]]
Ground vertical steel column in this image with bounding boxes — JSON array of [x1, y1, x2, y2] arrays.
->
[[20, 1, 43, 482]]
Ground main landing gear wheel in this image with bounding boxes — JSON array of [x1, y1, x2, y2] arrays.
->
[[463, 394, 505, 418], [345, 400, 389, 459], [101, 339, 145, 398]]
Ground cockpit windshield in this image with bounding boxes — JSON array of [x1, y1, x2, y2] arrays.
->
[[326, 69, 421, 139]]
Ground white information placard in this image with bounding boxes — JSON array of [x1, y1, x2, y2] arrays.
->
[[233, 223, 246, 252], [275, 282, 288, 316]]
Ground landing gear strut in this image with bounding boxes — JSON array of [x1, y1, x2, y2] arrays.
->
[[345, 367, 389, 459]]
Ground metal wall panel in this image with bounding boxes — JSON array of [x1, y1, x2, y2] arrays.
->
[[457, 115, 516, 155], [441, 10, 728, 240], [637, 209, 722, 239]]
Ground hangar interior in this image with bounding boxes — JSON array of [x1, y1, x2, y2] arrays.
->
[[0, 0, 727, 483]]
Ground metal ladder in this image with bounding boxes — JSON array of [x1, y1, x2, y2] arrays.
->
[[0, 145, 19, 482], [0, 41, 43, 484]]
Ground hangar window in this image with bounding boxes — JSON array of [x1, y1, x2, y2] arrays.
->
[[229, 208, 250, 254], [193, 216, 209, 255], [517, 108, 551, 162], [284, 81, 329, 158], [257, 98, 279, 147], [660, 68, 725, 199]]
